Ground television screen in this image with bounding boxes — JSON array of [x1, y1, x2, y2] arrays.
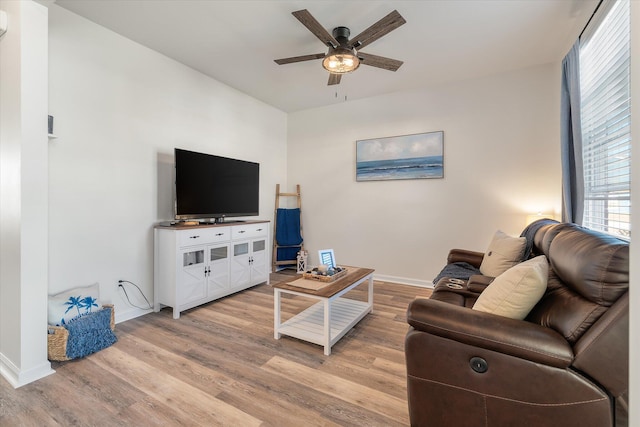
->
[[174, 148, 259, 220]]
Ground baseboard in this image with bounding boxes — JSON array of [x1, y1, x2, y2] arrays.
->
[[0, 352, 54, 388], [373, 273, 434, 288], [114, 307, 153, 324]]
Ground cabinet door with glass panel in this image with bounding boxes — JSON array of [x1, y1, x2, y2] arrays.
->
[[230, 236, 268, 289], [230, 241, 251, 289], [208, 243, 230, 297], [250, 238, 268, 284], [178, 247, 207, 305]]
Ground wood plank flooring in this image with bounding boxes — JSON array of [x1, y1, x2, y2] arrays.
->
[[0, 272, 432, 426]]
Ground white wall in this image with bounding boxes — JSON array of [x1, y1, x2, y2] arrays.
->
[[0, 0, 54, 387], [47, 5, 287, 322], [288, 63, 561, 285]]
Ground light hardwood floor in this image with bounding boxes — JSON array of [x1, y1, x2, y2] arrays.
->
[[1, 272, 432, 426]]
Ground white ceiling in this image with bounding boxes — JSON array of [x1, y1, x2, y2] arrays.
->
[[53, 0, 598, 113]]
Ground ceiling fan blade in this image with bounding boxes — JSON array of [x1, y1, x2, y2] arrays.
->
[[358, 52, 403, 71], [348, 10, 406, 50], [274, 53, 325, 65], [328, 73, 342, 85], [292, 9, 339, 48]]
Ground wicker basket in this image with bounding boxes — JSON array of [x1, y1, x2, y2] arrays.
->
[[47, 304, 115, 362], [302, 268, 348, 282]]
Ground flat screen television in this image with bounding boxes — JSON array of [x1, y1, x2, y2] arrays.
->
[[174, 148, 259, 221]]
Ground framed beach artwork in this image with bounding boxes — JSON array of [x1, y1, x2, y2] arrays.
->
[[356, 131, 444, 181]]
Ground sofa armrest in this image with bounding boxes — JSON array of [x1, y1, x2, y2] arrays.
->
[[407, 298, 573, 368], [447, 249, 484, 268], [466, 274, 494, 293]]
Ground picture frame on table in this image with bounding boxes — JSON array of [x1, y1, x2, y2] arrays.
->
[[318, 249, 336, 268]]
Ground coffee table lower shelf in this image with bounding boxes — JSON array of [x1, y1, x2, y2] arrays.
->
[[273, 266, 374, 355], [277, 298, 370, 354]]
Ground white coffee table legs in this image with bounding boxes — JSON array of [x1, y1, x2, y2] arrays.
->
[[273, 273, 373, 355], [274, 289, 282, 340], [323, 299, 331, 355]]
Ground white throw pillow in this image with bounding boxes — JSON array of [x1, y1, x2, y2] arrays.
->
[[473, 255, 548, 320], [48, 283, 101, 326], [479, 230, 526, 277]]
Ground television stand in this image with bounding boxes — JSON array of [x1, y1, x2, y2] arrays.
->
[[154, 220, 270, 318]]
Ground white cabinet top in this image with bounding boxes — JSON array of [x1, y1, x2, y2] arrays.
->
[[155, 219, 269, 231]]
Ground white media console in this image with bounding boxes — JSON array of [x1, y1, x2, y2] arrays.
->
[[154, 220, 270, 319]]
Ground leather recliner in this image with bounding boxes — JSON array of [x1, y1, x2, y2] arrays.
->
[[405, 221, 629, 427]]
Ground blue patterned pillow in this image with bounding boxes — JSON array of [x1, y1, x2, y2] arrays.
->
[[64, 307, 117, 359], [48, 283, 101, 326]]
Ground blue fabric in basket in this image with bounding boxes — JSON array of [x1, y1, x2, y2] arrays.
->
[[64, 307, 117, 359]]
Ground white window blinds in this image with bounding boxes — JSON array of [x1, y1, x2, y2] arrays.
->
[[579, 0, 631, 239]]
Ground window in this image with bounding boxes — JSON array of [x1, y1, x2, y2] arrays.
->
[[579, 0, 631, 239]]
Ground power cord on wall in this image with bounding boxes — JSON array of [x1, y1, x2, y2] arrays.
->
[[118, 280, 153, 310]]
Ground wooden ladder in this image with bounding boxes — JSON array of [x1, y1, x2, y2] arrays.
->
[[272, 184, 303, 271]]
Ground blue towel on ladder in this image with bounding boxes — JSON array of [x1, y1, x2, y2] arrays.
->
[[277, 247, 301, 262], [276, 208, 302, 261], [276, 208, 303, 246]]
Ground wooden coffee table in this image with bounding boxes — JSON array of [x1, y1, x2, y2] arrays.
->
[[273, 266, 374, 355]]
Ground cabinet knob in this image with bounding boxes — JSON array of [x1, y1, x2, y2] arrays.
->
[[190, 235, 200, 239], [239, 230, 246, 234], [215, 233, 224, 236], [256, 228, 263, 231]]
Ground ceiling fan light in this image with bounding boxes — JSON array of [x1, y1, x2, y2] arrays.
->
[[322, 47, 360, 74]]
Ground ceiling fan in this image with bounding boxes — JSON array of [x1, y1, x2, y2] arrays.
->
[[274, 9, 406, 85]]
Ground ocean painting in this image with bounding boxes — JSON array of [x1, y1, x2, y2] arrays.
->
[[356, 131, 444, 181]]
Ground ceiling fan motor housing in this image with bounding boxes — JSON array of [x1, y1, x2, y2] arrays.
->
[[332, 26, 351, 47]]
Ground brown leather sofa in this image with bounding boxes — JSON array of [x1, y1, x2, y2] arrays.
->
[[405, 221, 629, 427]]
